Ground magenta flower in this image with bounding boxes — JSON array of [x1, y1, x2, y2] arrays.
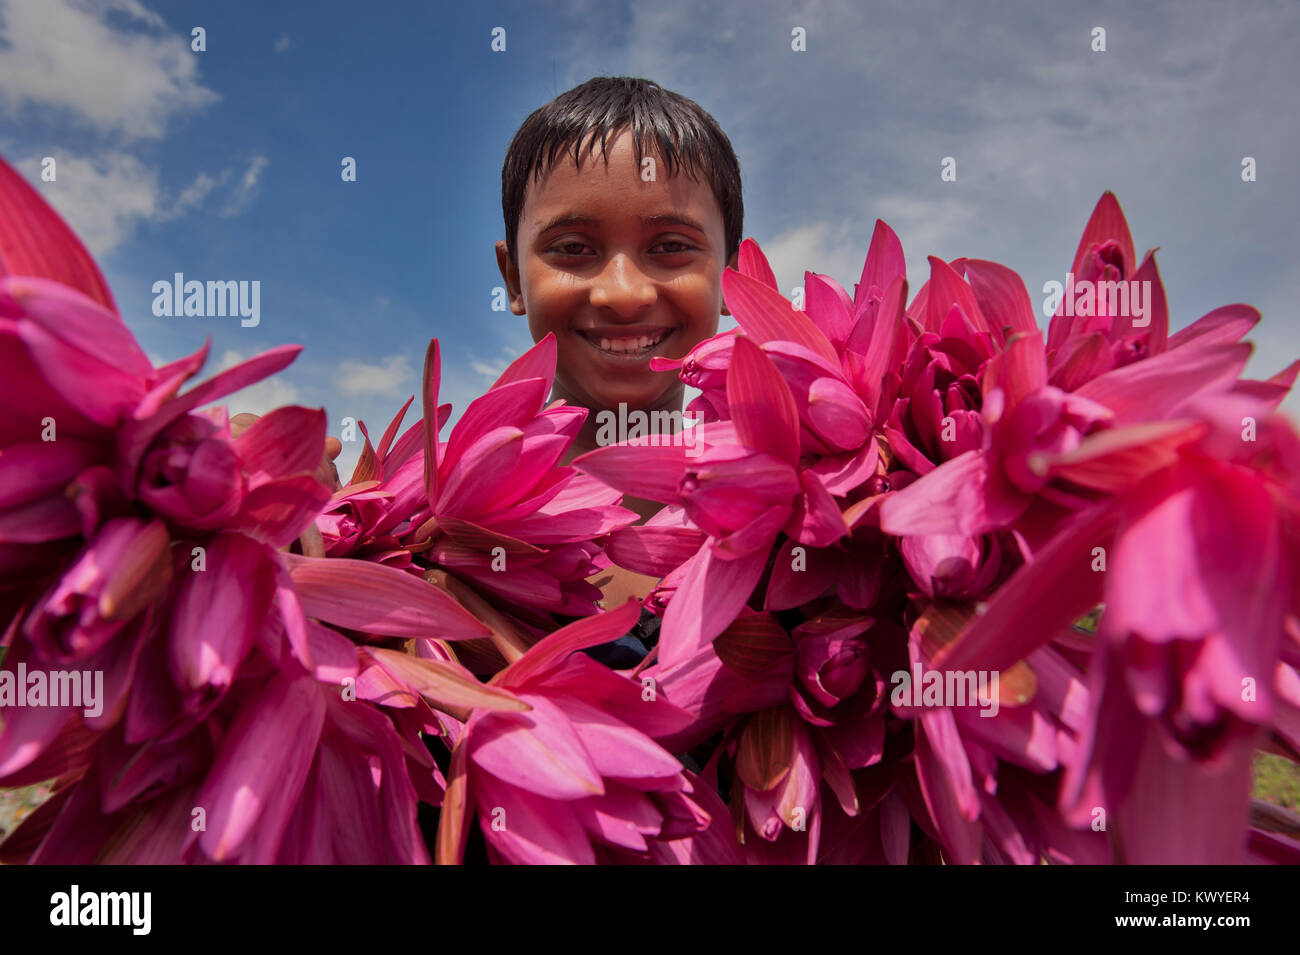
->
[[7, 151, 1300, 868], [436, 600, 729, 864], [932, 401, 1300, 862], [579, 336, 850, 666]]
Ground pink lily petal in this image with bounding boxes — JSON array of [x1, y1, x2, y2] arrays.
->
[[233, 405, 326, 484], [714, 502, 792, 558], [0, 156, 117, 312], [877, 449, 1028, 537], [286, 553, 493, 641], [937, 502, 1119, 673], [437, 425, 525, 515], [559, 696, 686, 787], [491, 332, 557, 396], [366, 647, 531, 713], [1167, 303, 1260, 350], [854, 219, 907, 314], [1073, 341, 1250, 425], [787, 469, 849, 547], [804, 272, 855, 349], [914, 709, 982, 864], [960, 258, 1038, 346], [1049, 331, 1114, 391], [9, 279, 148, 422], [539, 653, 701, 741], [0, 493, 81, 543], [573, 442, 688, 503], [1069, 191, 1136, 278], [981, 333, 1047, 416], [605, 522, 708, 577], [442, 378, 549, 470], [1116, 249, 1168, 353], [0, 439, 103, 510], [471, 693, 605, 799], [728, 335, 801, 466], [737, 237, 779, 290], [232, 473, 333, 548], [169, 532, 276, 708], [422, 338, 441, 508], [1041, 419, 1207, 493], [374, 395, 416, 468], [117, 344, 302, 482], [273, 559, 313, 670], [1118, 718, 1255, 863], [572, 784, 662, 851], [305, 620, 358, 685], [498, 598, 641, 688], [848, 274, 908, 414], [660, 543, 770, 667], [197, 672, 326, 862], [765, 537, 836, 610], [924, 255, 988, 337], [474, 774, 595, 864], [721, 267, 840, 365]]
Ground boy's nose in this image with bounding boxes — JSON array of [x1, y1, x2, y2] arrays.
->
[[588, 253, 657, 317]]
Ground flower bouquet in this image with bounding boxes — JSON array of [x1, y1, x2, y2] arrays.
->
[[2, 155, 1297, 863]]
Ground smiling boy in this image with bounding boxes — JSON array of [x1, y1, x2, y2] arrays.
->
[[496, 76, 742, 474], [493, 77, 744, 653]]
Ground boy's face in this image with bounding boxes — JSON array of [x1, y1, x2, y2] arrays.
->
[[496, 130, 736, 415]]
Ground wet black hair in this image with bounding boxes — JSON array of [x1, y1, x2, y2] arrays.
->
[[502, 76, 743, 267]]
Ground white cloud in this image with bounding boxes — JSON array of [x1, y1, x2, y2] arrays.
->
[[219, 155, 269, 217], [214, 348, 303, 417], [274, 33, 290, 53], [337, 353, 416, 398], [167, 170, 221, 218], [760, 221, 865, 296], [467, 344, 525, 386], [13, 149, 270, 254], [0, 0, 219, 140], [18, 150, 160, 256]]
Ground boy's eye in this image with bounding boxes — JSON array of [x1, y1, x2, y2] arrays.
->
[[653, 240, 695, 254], [551, 241, 595, 256]]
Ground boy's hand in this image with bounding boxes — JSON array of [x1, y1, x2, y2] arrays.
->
[[230, 412, 343, 491]]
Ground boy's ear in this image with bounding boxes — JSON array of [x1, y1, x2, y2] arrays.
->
[[720, 249, 739, 317], [495, 240, 526, 315]]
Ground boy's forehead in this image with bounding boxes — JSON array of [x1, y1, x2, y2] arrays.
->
[[521, 132, 722, 234]]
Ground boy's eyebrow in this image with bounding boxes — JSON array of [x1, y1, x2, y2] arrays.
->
[[534, 212, 709, 236]]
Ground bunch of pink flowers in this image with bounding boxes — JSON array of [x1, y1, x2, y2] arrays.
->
[[1, 152, 1297, 864], [577, 195, 1300, 864]]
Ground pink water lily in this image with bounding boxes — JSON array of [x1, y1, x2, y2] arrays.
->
[[435, 600, 730, 864], [931, 401, 1300, 862], [579, 336, 850, 666], [320, 337, 639, 623]]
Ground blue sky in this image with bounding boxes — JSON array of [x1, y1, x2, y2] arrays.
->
[[2, 0, 1297, 477]]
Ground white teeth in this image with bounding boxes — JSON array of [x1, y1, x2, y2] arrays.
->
[[589, 330, 670, 354]]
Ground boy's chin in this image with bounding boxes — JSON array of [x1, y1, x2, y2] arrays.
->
[[588, 388, 677, 414]]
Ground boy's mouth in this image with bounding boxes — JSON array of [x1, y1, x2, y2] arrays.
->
[[576, 326, 674, 360]]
